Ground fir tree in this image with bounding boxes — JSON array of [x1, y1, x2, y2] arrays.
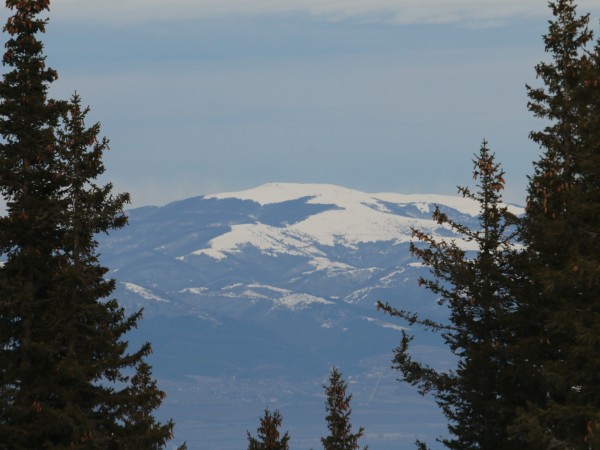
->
[[513, 1, 600, 447], [379, 142, 528, 449], [321, 367, 367, 450], [0, 2, 178, 448], [247, 408, 290, 450]]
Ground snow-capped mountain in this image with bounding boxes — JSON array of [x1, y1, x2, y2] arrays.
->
[[97, 183, 522, 450]]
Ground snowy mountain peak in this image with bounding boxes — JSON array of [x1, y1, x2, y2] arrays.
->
[[207, 182, 370, 207], [104, 182, 523, 315], [96, 182, 524, 449], [207, 182, 520, 217], [196, 183, 519, 261]]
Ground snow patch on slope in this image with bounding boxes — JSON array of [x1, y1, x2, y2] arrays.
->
[[122, 282, 169, 303], [207, 283, 334, 311], [276, 293, 334, 310], [308, 257, 355, 272], [191, 223, 325, 260], [179, 287, 208, 295], [378, 268, 407, 287], [363, 316, 407, 332]]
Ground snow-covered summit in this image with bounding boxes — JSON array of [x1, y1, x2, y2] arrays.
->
[[209, 182, 521, 215], [105, 181, 523, 314], [96, 182, 523, 448], [208, 182, 471, 213], [198, 183, 521, 260]]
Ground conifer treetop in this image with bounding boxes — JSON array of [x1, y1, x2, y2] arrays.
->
[[247, 408, 290, 450], [321, 367, 367, 450]]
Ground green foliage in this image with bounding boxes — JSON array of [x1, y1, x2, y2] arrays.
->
[[512, 0, 600, 447], [247, 408, 290, 450], [0, 1, 178, 448], [415, 440, 429, 450], [380, 2, 600, 448], [379, 142, 528, 449], [321, 367, 367, 450]]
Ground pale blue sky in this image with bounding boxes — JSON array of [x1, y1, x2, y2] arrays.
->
[[9, 0, 600, 207]]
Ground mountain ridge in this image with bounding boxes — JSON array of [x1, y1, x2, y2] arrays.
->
[[96, 182, 517, 449]]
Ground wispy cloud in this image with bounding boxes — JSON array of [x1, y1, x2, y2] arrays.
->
[[49, 0, 600, 26]]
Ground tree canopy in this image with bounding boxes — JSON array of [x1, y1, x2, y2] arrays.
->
[[0, 1, 179, 448], [379, 142, 527, 449], [321, 367, 367, 450], [381, 1, 600, 448], [247, 408, 290, 450]]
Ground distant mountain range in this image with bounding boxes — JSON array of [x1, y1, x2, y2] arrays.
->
[[97, 183, 522, 450]]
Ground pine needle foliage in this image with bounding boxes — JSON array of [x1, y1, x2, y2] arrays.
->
[[321, 367, 367, 450], [0, 1, 180, 448], [378, 1, 600, 448], [247, 408, 290, 450], [378, 142, 528, 449], [512, 1, 600, 447]]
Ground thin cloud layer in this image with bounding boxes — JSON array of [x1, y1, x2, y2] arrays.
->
[[50, 0, 600, 26]]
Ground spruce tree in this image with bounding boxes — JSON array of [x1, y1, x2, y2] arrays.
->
[[379, 142, 529, 449], [0, 1, 179, 448], [513, 1, 600, 447], [321, 367, 367, 450], [247, 408, 290, 450]]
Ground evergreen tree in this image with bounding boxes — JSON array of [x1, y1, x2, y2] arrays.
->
[[0, 1, 179, 448], [513, 0, 600, 447], [247, 408, 290, 450], [379, 142, 529, 449], [321, 367, 367, 450]]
